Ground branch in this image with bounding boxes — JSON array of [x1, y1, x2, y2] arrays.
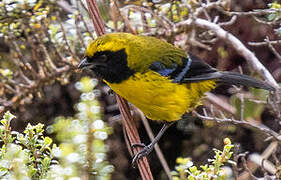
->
[[205, 92, 236, 115], [238, 142, 278, 180], [115, 96, 153, 180], [176, 18, 279, 88], [85, 1, 153, 179], [249, 40, 281, 46], [136, 109, 172, 180], [193, 0, 230, 17], [265, 37, 281, 61], [224, 9, 281, 16], [193, 111, 281, 142]]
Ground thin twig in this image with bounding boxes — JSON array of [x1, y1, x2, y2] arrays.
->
[[77, 0, 95, 39], [194, 111, 281, 142], [193, 0, 230, 17], [238, 142, 278, 180], [241, 156, 259, 180], [205, 92, 237, 115], [265, 36, 281, 61], [249, 40, 281, 46], [136, 109, 172, 180], [223, 9, 281, 16], [56, 11, 79, 60], [74, 0, 87, 49], [121, 5, 173, 30], [218, 15, 237, 26]]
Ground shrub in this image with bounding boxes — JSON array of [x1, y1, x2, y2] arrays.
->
[[0, 77, 113, 180]]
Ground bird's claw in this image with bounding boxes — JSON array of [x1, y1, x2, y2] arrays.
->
[[107, 89, 115, 96], [131, 144, 153, 168], [131, 143, 146, 149]]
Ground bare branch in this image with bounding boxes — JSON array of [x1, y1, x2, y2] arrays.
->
[[135, 109, 173, 180], [224, 9, 281, 16], [265, 37, 281, 61], [249, 40, 281, 46], [176, 18, 279, 88], [218, 15, 237, 26], [193, 111, 281, 142]]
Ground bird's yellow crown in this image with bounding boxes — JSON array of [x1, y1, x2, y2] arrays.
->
[[85, 33, 186, 72], [86, 33, 133, 57]]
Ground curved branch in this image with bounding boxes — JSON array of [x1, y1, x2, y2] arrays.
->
[[176, 18, 279, 88]]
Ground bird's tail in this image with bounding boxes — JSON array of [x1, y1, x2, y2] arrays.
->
[[218, 72, 275, 91]]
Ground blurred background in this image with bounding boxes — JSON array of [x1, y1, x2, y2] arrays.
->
[[0, 0, 281, 179]]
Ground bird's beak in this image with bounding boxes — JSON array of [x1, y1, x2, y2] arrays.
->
[[78, 56, 107, 69], [78, 57, 90, 69]]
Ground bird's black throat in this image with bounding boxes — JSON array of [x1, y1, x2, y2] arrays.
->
[[88, 49, 135, 83]]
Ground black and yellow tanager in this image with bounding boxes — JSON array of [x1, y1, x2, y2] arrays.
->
[[78, 33, 275, 165]]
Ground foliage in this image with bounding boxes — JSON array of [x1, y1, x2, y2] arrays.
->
[[230, 88, 269, 120], [0, 0, 92, 50], [47, 77, 114, 179], [268, 2, 281, 21], [0, 111, 56, 179], [0, 77, 113, 180], [171, 138, 234, 180], [268, 2, 281, 35], [0, 0, 93, 112]]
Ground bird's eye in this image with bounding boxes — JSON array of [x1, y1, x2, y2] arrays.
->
[[93, 52, 108, 63], [98, 54, 107, 62]]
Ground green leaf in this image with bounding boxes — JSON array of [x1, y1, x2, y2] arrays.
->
[[27, 166, 37, 177], [0, 120, 6, 126], [41, 157, 51, 168], [230, 88, 267, 120], [189, 166, 198, 173], [43, 137, 52, 146], [268, 13, 277, 21], [3, 111, 16, 122]]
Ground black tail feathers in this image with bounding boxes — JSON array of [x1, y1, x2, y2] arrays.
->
[[219, 72, 275, 91]]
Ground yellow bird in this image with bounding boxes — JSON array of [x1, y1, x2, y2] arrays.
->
[[78, 33, 274, 164]]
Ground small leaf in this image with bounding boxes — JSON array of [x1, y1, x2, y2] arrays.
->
[[43, 137, 52, 146], [268, 13, 277, 21]]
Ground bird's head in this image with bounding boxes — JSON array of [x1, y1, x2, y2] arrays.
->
[[78, 33, 186, 83], [78, 33, 135, 83]]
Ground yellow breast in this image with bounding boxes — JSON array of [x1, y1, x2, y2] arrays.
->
[[105, 71, 216, 122]]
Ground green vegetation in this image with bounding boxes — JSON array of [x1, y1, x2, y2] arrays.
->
[[172, 138, 234, 180], [0, 77, 113, 179]]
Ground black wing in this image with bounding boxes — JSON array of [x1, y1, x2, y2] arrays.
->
[[149, 54, 274, 90], [180, 54, 218, 83], [149, 53, 218, 83]]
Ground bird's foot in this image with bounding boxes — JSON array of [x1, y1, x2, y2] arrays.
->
[[131, 143, 154, 168], [131, 143, 146, 148], [107, 89, 115, 96]]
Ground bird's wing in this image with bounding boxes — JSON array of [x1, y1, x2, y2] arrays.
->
[[180, 54, 219, 83], [149, 54, 218, 83], [148, 54, 275, 90]]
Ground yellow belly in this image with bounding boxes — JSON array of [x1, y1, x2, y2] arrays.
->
[[105, 71, 216, 122]]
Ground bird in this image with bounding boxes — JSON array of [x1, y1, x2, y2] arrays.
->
[[78, 32, 275, 165]]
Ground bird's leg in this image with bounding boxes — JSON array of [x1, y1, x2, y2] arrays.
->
[[107, 89, 115, 96], [131, 122, 174, 167]]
